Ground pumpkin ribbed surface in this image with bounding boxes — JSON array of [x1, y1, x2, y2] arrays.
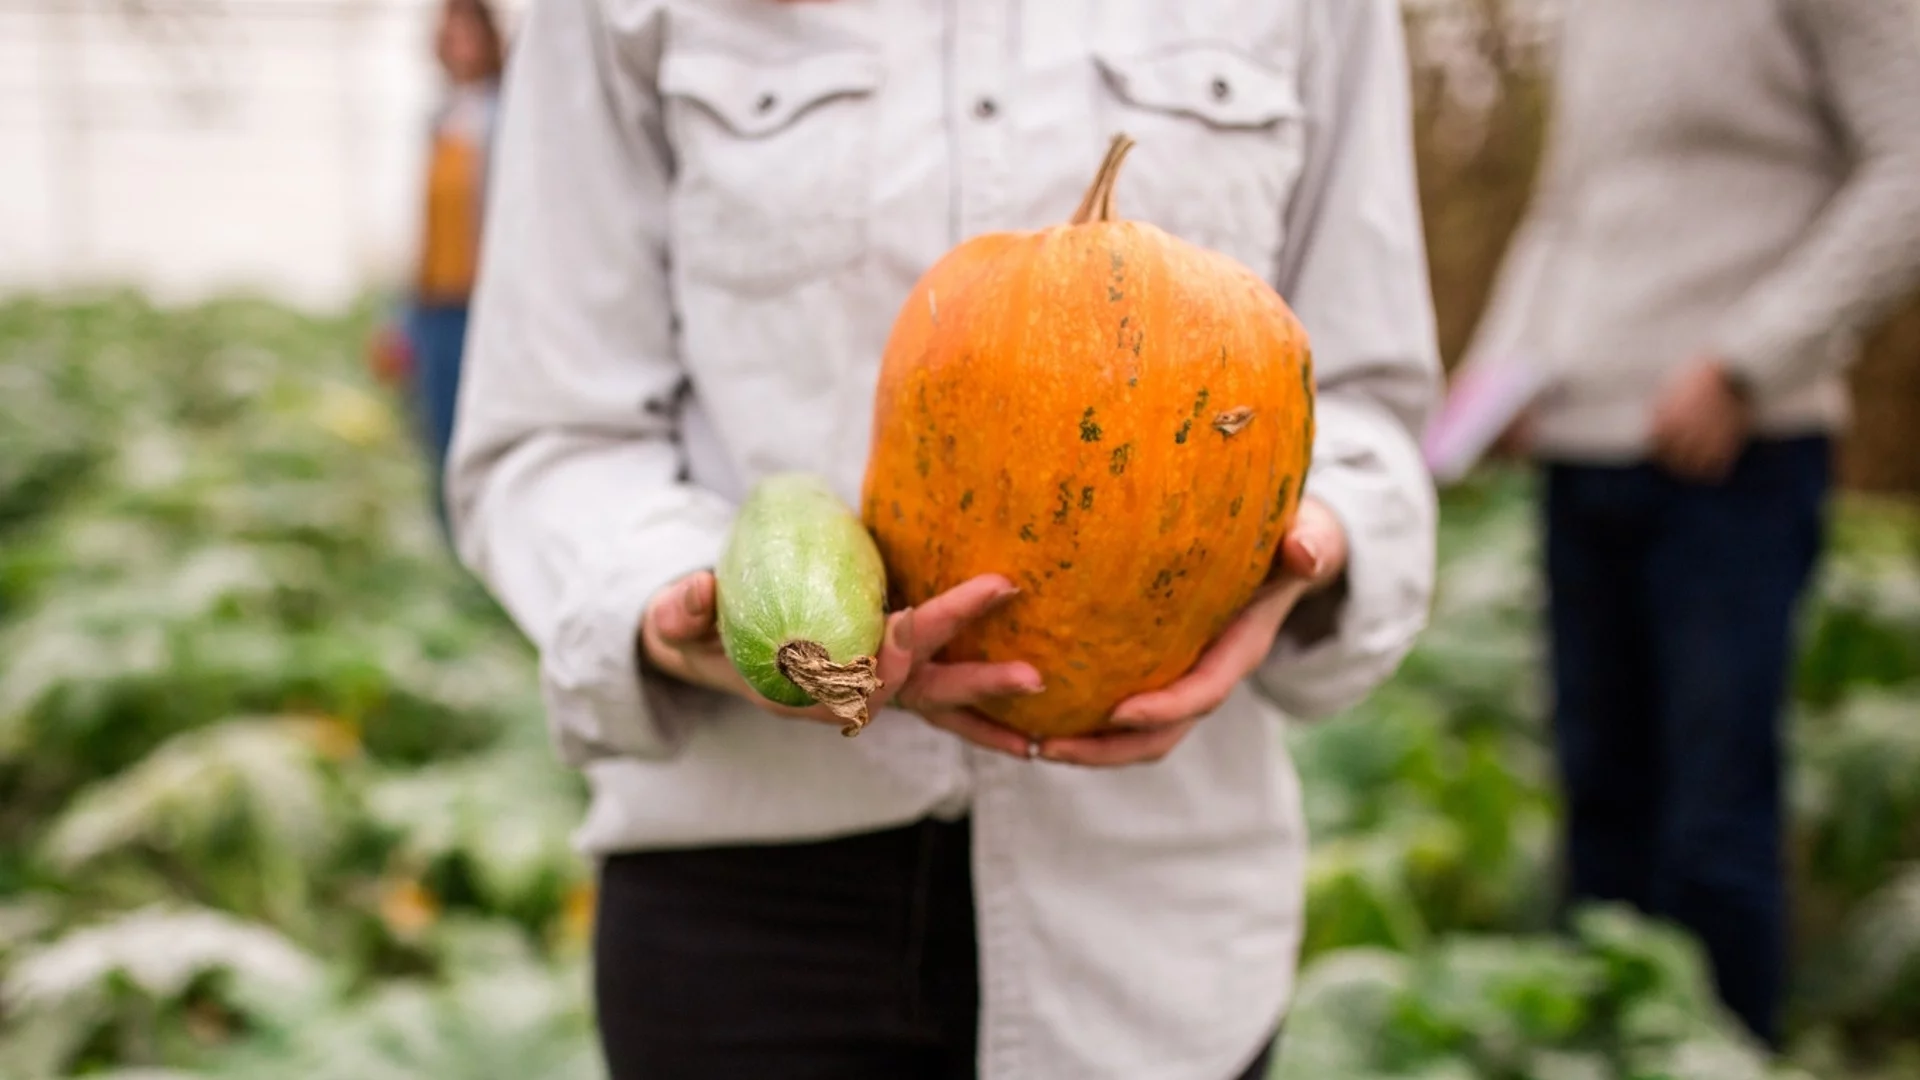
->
[[860, 136, 1315, 738]]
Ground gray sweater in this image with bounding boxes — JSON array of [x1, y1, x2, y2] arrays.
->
[[1465, 0, 1920, 461]]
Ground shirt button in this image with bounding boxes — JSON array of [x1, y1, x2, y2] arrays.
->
[[1210, 77, 1232, 101], [973, 97, 999, 120]]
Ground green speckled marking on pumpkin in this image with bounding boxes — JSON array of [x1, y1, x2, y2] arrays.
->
[[1266, 475, 1296, 525], [1079, 407, 1103, 443], [715, 473, 887, 731]]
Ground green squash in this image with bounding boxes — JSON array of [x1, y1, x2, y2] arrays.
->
[[715, 472, 889, 735]]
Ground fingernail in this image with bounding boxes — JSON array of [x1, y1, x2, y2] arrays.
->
[[992, 584, 1022, 606], [889, 610, 915, 652], [682, 579, 709, 618], [1295, 536, 1325, 577]]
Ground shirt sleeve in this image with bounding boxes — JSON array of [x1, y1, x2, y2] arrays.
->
[[1713, 0, 1920, 394], [446, 0, 733, 766], [1254, 0, 1443, 720]]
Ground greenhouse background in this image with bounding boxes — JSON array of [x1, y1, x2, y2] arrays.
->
[[0, 0, 527, 309], [2, 2, 1918, 1078]]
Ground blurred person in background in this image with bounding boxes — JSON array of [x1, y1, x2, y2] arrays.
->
[[371, 0, 505, 529], [445, 0, 1442, 1076], [1463, 0, 1920, 1051]]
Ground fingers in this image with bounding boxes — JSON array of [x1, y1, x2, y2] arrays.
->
[[1695, 425, 1741, 481], [872, 608, 920, 697], [1275, 497, 1347, 585], [1654, 420, 1737, 484], [1651, 364, 1748, 485], [911, 575, 1021, 659], [1654, 418, 1707, 480], [646, 571, 1039, 735], [1108, 581, 1305, 728], [872, 575, 1020, 706], [1029, 566, 1307, 763], [921, 708, 1034, 758], [1665, 439, 1708, 481], [898, 661, 1045, 713], [642, 571, 829, 717], [649, 571, 717, 645], [1039, 721, 1197, 768]]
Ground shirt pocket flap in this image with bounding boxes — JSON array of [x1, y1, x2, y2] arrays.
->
[[1094, 44, 1302, 130], [660, 49, 884, 139]]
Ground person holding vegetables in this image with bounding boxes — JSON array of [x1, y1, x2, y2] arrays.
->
[[445, 0, 1441, 1077]]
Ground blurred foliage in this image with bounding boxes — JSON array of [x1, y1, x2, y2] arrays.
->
[[0, 7, 1916, 1070], [0, 294, 594, 1079], [0, 284, 1914, 1079], [1284, 463, 1920, 1078]]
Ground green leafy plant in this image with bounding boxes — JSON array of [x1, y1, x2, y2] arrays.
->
[[0, 295, 1914, 1080]]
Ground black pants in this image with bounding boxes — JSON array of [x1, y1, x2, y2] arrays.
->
[[594, 818, 1278, 1079], [1543, 436, 1830, 1049]]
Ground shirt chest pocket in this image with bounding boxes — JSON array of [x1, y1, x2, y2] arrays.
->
[[660, 48, 883, 296], [1092, 43, 1306, 281]]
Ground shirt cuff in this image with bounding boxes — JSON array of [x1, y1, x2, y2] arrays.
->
[[537, 503, 733, 765], [1713, 309, 1855, 401], [1253, 396, 1437, 719]]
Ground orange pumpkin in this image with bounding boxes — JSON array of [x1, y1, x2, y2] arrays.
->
[[860, 134, 1316, 739]]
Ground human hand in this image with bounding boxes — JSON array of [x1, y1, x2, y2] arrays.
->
[[1650, 357, 1750, 483], [1035, 496, 1350, 767], [640, 570, 1044, 756]]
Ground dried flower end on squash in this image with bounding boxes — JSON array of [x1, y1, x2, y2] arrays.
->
[[861, 133, 1316, 739], [716, 473, 889, 736]]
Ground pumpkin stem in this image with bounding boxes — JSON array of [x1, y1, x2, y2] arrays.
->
[[1069, 133, 1137, 225], [776, 640, 883, 737]]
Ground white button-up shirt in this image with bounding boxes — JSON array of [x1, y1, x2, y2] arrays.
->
[[447, 1, 1441, 1076]]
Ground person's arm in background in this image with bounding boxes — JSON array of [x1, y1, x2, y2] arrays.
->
[[447, 0, 734, 765], [1254, 0, 1443, 719], [1709, 0, 1920, 397], [1656, 0, 1920, 481]]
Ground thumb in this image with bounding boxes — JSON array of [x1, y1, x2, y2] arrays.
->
[[869, 607, 918, 707], [650, 571, 718, 644], [1277, 497, 1347, 586]]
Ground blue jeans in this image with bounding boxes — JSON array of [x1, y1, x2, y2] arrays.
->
[[1543, 436, 1830, 1048], [403, 302, 469, 534]]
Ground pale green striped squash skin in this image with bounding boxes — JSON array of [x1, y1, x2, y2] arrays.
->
[[715, 473, 888, 724]]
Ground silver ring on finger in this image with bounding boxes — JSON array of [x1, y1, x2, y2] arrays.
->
[[1026, 737, 1042, 761]]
